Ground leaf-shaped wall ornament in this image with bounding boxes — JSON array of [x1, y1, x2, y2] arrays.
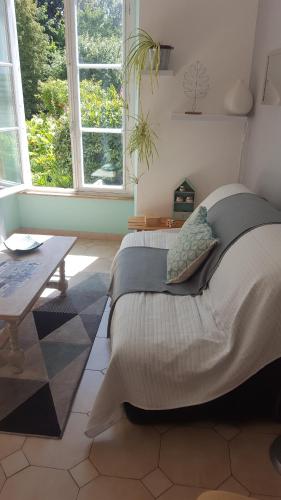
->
[[183, 61, 210, 113]]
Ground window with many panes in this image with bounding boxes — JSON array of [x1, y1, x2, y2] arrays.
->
[[0, 0, 129, 196]]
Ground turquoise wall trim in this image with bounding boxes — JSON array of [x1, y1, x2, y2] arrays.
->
[[0, 194, 19, 237], [17, 194, 134, 235]]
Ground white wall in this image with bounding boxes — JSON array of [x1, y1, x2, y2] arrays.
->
[[0, 194, 20, 238], [241, 0, 281, 209], [136, 0, 258, 215]]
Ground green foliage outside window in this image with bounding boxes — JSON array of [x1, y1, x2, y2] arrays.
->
[[37, 79, 69, 118], [80, 79, 122, 128], [27, 114, 72, 188], [15, 0, 50, 119], [26, 78, 122, 187], [77, 0, 122, 63], [16, 0, 123, 188]]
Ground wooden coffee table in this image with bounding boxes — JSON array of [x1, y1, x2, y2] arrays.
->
[[0, 235, 77, 373]]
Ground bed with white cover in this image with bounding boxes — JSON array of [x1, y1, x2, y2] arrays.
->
[[86, 184, 281, 437]]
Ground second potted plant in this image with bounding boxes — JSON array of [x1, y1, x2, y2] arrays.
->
[[125, 28, 174, 180], [126, 28, 174, 90]]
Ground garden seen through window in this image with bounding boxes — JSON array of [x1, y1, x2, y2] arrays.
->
[[14, 0, 124, 190]]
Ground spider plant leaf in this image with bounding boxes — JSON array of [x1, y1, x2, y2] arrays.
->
[[127, 112, 158, 171], [125, 28, 160, 92]]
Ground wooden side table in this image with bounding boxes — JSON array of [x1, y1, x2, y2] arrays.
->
[[128, 216, 185, 231]]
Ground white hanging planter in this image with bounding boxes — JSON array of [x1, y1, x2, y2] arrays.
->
[[224, 79, 253, 116]]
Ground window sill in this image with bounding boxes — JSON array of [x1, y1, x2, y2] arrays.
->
[[0, 184, 26, 199], [20, 188, 134, 201]]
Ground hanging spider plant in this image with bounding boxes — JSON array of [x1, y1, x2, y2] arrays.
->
[[126, 166, 145, 185], [127, 111, 158, 171], [126, 28, 160, 91]]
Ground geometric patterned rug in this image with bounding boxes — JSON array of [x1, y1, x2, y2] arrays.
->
[[0, 272, 109, 438]]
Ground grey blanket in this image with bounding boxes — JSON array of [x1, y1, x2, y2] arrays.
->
[[108, 193, 281, 319]]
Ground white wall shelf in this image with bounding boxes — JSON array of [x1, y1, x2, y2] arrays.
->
[[171, 112, 248, 122]]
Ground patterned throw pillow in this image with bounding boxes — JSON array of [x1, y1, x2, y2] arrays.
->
[[167, 214, 217, 284]]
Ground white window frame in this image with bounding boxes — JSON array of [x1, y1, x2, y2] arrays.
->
[[1, 0, 134, 198], [0, 0, 31, 198], [63, 0, 132, 196]]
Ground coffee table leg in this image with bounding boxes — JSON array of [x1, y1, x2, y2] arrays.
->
[[8, 322, 24, 374], [58, 259, 68, 296]]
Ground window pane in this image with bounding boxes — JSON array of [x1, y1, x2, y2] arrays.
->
[[27, 113, 73, 188], [0, 0, 9, 63], [80, 68, 123, 128], [0, 131, 22, 184], [82, 132, 123, 186], [0, 66, 16, 127], [77, 0, 123, 64], [16, 0, 73, 188]]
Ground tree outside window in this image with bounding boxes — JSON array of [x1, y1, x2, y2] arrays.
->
[[15, 0, 124, 189]]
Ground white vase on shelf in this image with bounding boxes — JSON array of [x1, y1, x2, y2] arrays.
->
[[224, 79, 253, 115]]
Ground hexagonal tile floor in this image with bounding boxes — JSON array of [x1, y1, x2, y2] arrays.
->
[[90, 419, 160, 479], [159, 427, 230, 488], [1, 240, 281, 500]]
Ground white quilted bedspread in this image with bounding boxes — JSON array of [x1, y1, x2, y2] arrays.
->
[[86, 184, 281, 437]]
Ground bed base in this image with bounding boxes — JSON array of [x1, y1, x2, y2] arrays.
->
[[124, 358, 281, 425]]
